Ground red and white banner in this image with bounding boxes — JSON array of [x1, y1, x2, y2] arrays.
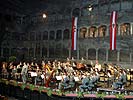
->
[[110, 11, 117, 50], [71, 17, 78, 50]]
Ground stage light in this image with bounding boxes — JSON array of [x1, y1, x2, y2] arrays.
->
[[87, 5, 92, 12], [43, 13, 47, 18]]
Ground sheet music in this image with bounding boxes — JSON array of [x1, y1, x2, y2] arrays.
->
[[29, 72, 37, 77], [41, 74, 44, 79], [74, 77, 79, 82], [56, 76, 62, 80]]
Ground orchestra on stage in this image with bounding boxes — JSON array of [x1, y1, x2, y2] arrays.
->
[[0, 58, 133, 92]]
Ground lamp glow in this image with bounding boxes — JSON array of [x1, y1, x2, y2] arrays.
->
[[43, 14, 47, 18]]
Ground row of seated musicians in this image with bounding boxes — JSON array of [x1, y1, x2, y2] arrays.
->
[[0, 68, 128, 92]]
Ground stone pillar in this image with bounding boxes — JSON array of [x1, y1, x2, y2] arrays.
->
[[40, 45, 42, 58], [118, 24, 120, 35], [131, 23, 133, 35], [77, 49, 79, 60], [117, 50, 120, 62], [62, 29, 64, 40], [48, 30, 50, 40], [96, 49, 98, 60], [106, 49, 109, 62], [47, 46, 49, 58], [86, 48, 88, 59], [106, 25, 109, 36], [69, 48, 71, 59], [55, 31, 56, 40], [33, 47, 35, 58], [130, 52, 132, 64]]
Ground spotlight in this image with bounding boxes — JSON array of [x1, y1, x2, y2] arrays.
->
[[87, 5, 93, 12], [43, 13, 47, 18]]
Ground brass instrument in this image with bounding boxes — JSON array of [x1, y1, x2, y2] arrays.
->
[[46, 64, 52, 72]]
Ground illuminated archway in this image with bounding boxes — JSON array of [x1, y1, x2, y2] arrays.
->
[[88, 26, 98, 37], [120, 23, 130, 36], [79, 27, 88, 38], [98, 25, 107, 37]]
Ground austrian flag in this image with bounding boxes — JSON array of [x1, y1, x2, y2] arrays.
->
[[71, 17, 78, 50], [110, 11, 118, 50]]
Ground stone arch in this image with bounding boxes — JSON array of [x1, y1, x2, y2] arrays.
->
[[43, 31, 48, 40], [120, 50, 130, 62], [79, 49, 86, 59], [63, 29, 70, 39], [71, 50, 77, 59], [49, 47, 54, 58], [98, 25, 107, 37], [49, 30, 55, 40], [36, 32, 41, 40], [62, 48, 69, 58], [88, 26, 98, 37], [56, 30, 62, 40], [35, 43, 41, 58], [108, 50, 117, 61], [29, 48, 34, 57], [42, 47, 47, 57], [88, 48, 96, 60], [55, 43, 62, 57], [120, 23, 130, 36], [79, 27, 88, 38], [98, 48, 106, 61], [30, 32, 35, 40]]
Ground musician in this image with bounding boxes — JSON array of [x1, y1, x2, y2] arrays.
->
[[88, 73, 98, 90], [79, 74, 89, 92], [113, 70, 127, 89], [71, 57, 76, 65], [57, 61, 62, 74], [52, 61, 57, 70], [81, 57, 85, 64], [7, 62, 14, 80], [107, 70, 113, 87], [30, 62, 39, 85], [58, 73, 69, 90], [1, 62, 8, 78], [21, 62, 28, 83], [12, 65, 17, 80], [94, 60, 102, 72], [34, 67, 43, 85], [66, 57, 70, 62], [47, 61, 52, 67], [67, 73, 75, 89]]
